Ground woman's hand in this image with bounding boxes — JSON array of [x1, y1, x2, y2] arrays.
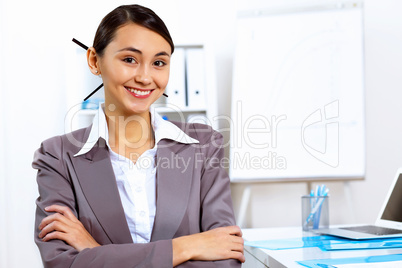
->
[[172, 225, 245, 266], [38, 205, 100, 252]]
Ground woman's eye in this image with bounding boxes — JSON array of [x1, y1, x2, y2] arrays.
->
[[154, 60, 166, 67], [123, 57, 136, 64]]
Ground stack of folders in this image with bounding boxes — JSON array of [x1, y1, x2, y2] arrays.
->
[[165, 47, 206, 110]]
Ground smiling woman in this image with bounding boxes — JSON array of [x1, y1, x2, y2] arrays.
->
[[32, 4, 243, 268], [88, 23, 171, 119]]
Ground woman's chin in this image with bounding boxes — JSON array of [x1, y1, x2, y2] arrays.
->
[[124, 104, 151, 116]]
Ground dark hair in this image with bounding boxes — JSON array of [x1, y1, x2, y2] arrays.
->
[[93, 4, 174, 56]]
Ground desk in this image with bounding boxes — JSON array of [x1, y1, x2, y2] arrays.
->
[[242, 227, 402, 268]]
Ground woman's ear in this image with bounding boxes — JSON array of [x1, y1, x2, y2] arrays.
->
[[87, 47, 100, 75]]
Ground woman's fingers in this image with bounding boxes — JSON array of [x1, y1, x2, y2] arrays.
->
[[41, 229, 69, 242], [228, 251, 246, 263], [38, 205, 81, 238], [218, 227, 245, 262], [226, 225, 243, 237], [180, 225, 245, 263], [38, 204, 100, 252], [44, 204, 78, 222], [215, 226, 245, 261], [230, 236, 244, 249], [39, 211, 69, 231], [38, 216, 68, 239]]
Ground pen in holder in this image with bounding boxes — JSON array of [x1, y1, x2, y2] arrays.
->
[[301, 185, 329, 231]]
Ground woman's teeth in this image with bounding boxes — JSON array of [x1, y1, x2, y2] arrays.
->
[[126, 87, 151, 95]]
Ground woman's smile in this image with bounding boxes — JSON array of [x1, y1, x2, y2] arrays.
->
[[124, 86, 154, 99]]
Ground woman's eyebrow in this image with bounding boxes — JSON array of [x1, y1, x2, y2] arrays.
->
[[117, 47, 141, 53], [117, 47, 170, 57], [155, 51, 170, 57]]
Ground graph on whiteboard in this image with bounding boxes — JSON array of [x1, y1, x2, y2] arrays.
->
[[230, 5, 365, 181]]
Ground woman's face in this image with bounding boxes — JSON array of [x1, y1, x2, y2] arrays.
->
[[98, 23, 171, 116]]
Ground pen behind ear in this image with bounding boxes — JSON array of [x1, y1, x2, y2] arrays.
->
[[72, 38, 88, 50], [72, 38, 103, 101]]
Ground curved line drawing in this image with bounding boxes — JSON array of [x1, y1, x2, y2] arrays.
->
[[301, 100, 339, 167]]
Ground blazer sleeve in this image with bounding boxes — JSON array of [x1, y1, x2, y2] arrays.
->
[[199, 131, 237, 230], [33, 136, 173, 268], [175, 130, 241, 268]]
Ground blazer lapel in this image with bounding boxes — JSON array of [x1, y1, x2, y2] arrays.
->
[[68, 139, 132, 244], [151, 140, 195, 241]]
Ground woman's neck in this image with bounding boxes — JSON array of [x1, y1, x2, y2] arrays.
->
[[104, 106, 154, 161]]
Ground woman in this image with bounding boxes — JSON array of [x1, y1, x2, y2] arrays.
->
[[33, 4, 244, 268]]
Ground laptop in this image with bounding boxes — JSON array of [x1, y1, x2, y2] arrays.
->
[[315, 168, 402, 240]]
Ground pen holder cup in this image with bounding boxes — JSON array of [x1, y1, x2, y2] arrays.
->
[[301, 195, 329, 232]]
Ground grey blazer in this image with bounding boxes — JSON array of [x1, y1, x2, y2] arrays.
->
[[33, 121, 240, 268]]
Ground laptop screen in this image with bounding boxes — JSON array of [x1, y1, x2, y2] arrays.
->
[[381, 174, 402, 222]]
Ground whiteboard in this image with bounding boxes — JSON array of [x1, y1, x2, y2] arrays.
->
[[229, 4, 365, 182]]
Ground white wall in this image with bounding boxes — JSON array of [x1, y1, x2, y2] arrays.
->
[[0, 1, 7, 267], [0, 0, 67, 266], [1, 0, 402, 267]]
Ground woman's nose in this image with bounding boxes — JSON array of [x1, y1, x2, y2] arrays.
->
[[134, 65, 151, 85]]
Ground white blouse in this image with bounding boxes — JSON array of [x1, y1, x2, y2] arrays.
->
[[75, 104, 198, 243]]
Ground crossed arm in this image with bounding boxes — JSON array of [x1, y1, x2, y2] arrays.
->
[[33, 134, 244, 267], [38, 205, 245, 266]]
